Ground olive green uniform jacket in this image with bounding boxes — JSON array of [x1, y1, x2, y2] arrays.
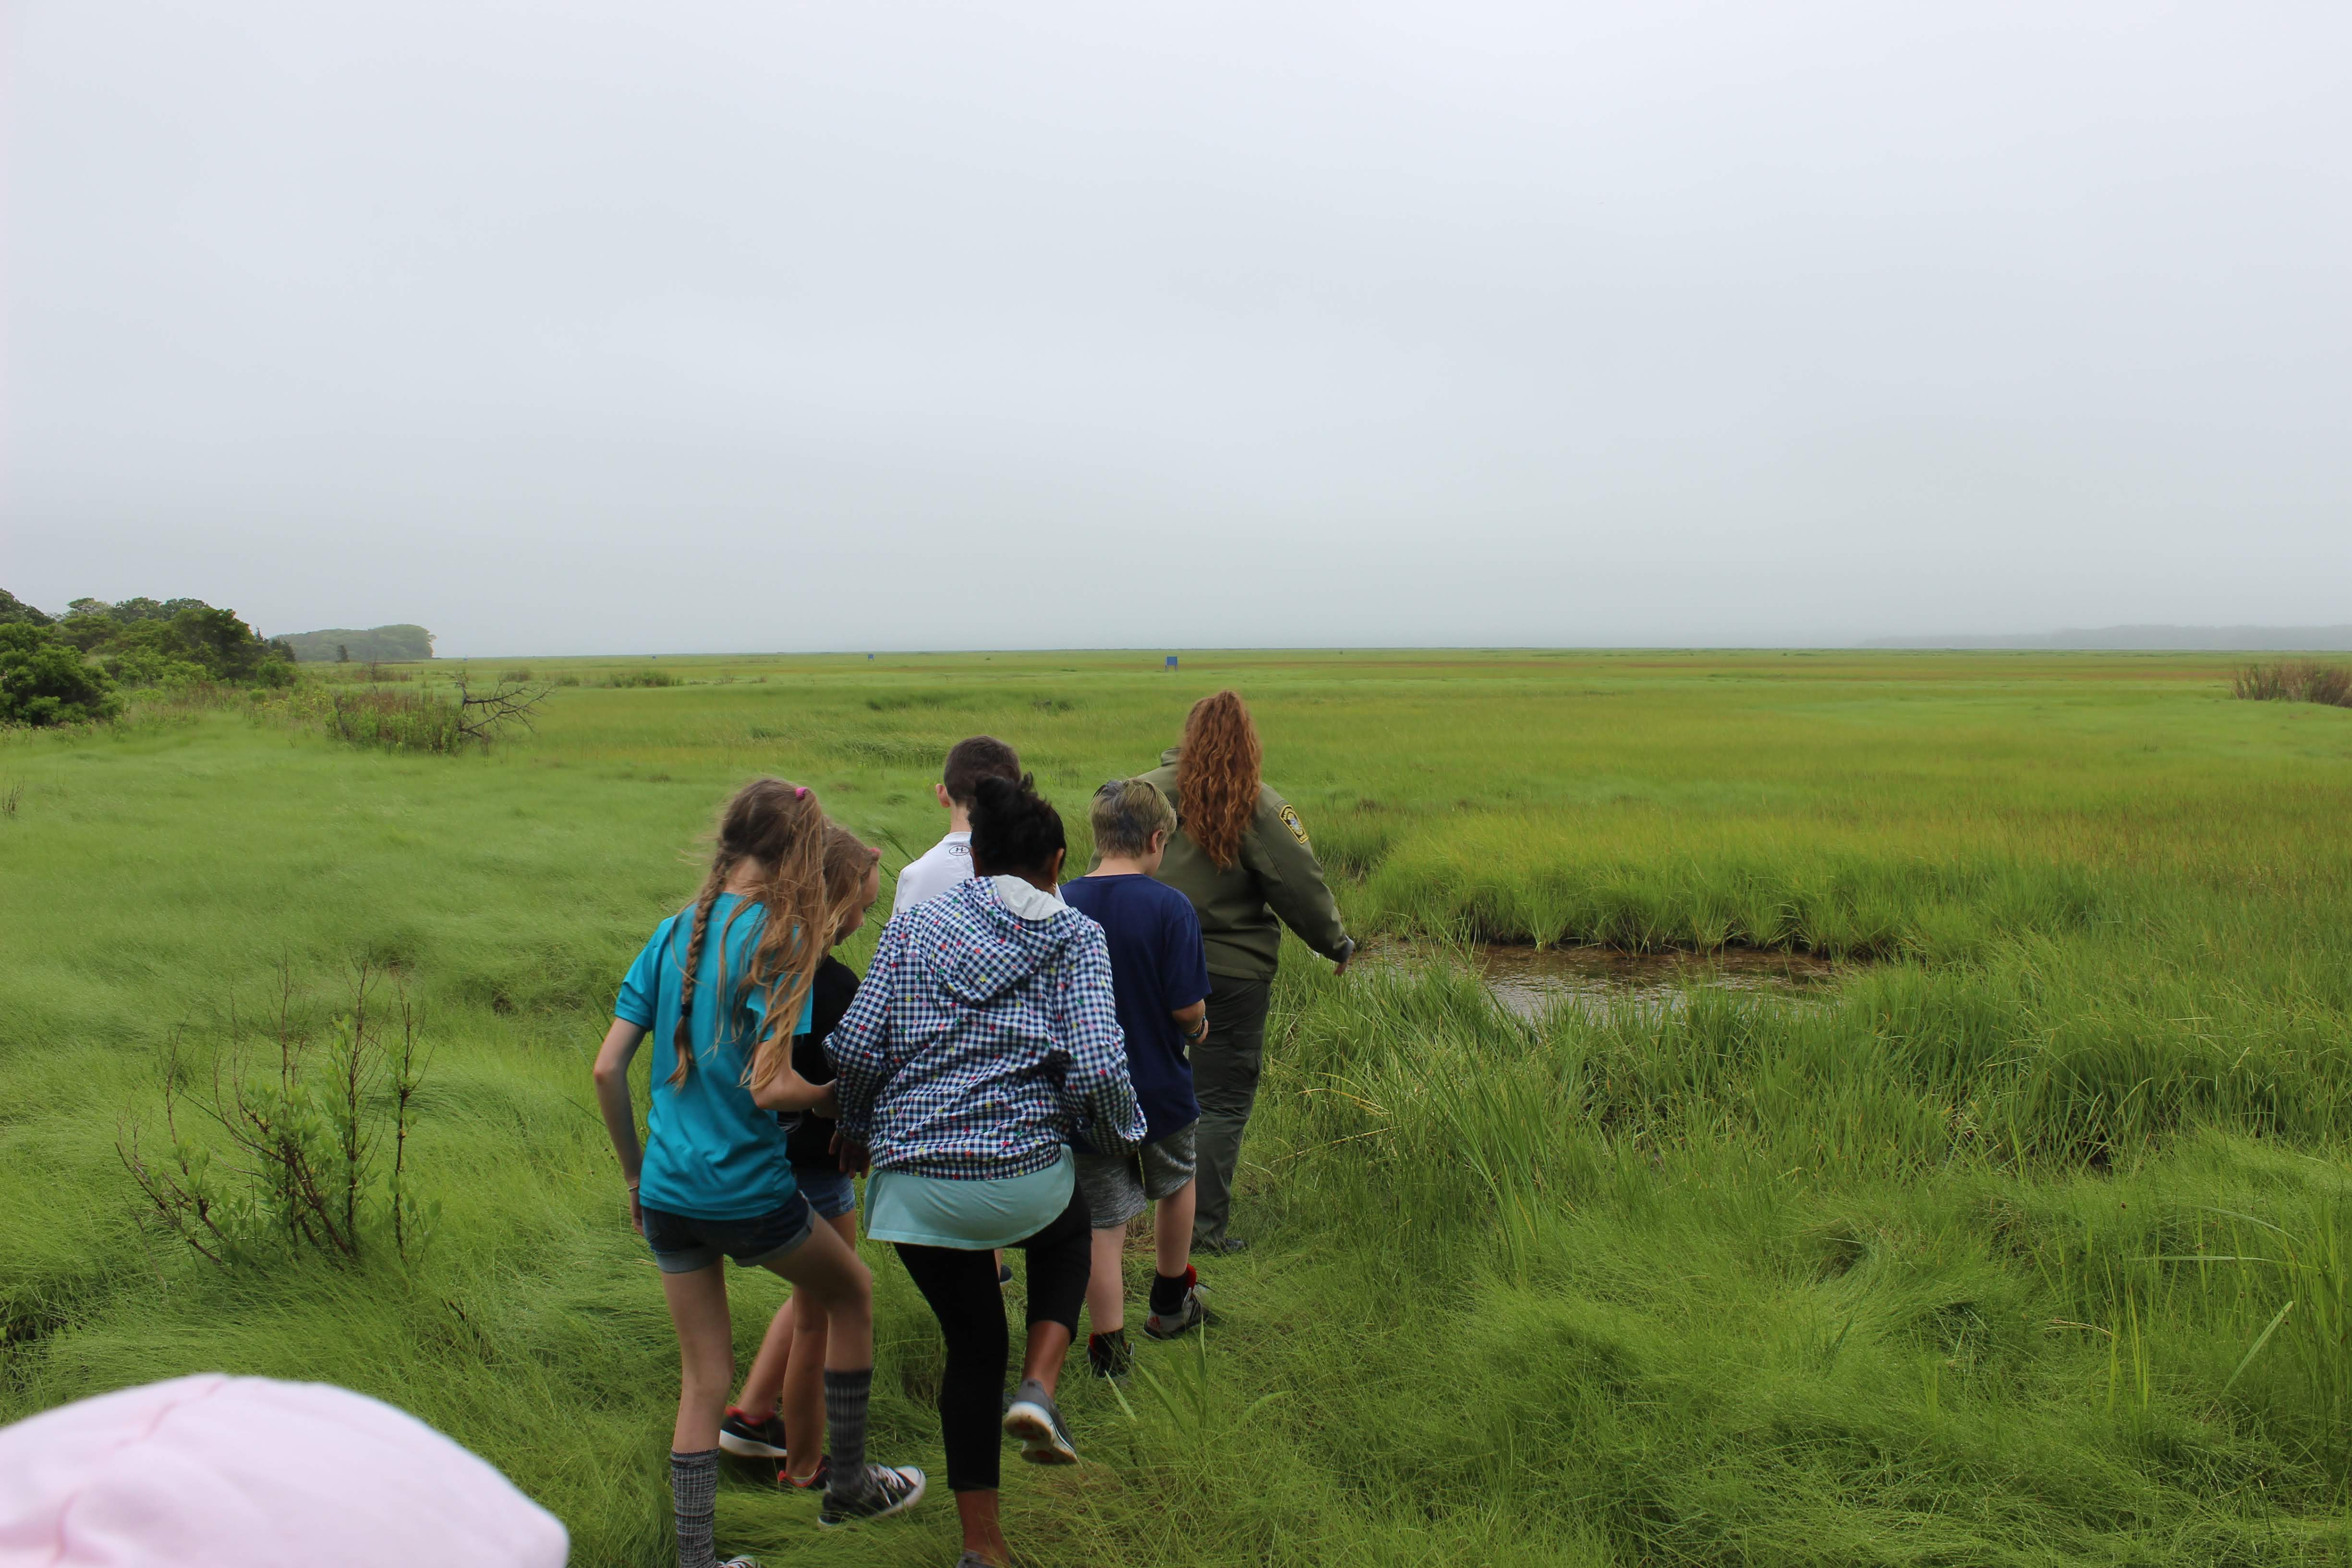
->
[[1127, 747, 1351, 982]]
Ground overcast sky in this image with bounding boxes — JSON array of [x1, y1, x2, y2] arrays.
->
[[4, 1, 2347, 654]]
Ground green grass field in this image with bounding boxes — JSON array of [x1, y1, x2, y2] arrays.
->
[[6, 648, 2352, 1566]]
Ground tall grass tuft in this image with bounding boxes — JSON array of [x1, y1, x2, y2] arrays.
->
[[318, 687, 466, 753], [2233, 661, 2352, 706]]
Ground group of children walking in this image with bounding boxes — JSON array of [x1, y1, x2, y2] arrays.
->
[[594, 736, 1222, 1568]]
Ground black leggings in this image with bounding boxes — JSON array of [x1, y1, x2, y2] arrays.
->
[[894, 1188, 1092, 1493]]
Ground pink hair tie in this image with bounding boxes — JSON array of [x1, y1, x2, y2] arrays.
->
[[793, 785, 808, 798]]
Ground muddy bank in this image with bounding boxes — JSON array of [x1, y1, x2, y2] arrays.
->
[[1359, 939, 1849, 1020]]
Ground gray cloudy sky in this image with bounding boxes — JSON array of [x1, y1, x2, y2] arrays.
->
[[5, 1, 2347, 654]]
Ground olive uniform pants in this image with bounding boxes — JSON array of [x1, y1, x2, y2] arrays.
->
[[1189, 973, 1273, 1248]]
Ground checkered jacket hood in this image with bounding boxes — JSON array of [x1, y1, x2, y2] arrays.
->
[[826, 876, 1146, 1180]]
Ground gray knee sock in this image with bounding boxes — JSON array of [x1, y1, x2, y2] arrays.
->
[[822, 1367, 873, 1501], [669, 1448, 720, 1568]]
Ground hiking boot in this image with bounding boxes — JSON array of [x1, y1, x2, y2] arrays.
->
[[1002, 1378, 1079, 1465], [717, 1405, 789, 1460], [816, 1462, 926, 1527]]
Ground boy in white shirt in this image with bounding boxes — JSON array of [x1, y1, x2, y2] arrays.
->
[[893, 735, 1024, 917], [890, 735, 1028, 1288]]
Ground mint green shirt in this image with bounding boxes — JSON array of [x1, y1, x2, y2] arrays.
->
[[863, 1149, 1076, 1249]]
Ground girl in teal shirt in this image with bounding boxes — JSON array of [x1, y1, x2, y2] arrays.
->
[[592, 778, 924, 1567]]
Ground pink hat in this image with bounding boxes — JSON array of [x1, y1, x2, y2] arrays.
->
[[0, 1374, 569, 1568]]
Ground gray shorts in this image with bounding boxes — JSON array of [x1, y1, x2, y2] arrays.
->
[[1074, 1122, 1198, 1230]]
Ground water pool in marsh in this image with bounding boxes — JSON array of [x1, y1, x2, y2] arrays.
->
[[1359, 940, 1849, 1020]]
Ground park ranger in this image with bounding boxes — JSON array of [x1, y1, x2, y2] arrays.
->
[[1124, 690, 1354, 1255]]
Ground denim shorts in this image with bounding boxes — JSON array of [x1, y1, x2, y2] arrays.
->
[[641, 1190, 815, 1275], [793, 1163, 858, 1223]]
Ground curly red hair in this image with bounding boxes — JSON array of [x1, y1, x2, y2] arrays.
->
[[1176, 690, 1261, 870]]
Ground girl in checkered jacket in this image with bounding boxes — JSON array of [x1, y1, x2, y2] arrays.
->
[[827, 772, 1146, 1568]]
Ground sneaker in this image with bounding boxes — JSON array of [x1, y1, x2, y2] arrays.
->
[[777, 1455, 830, 1493], [1190, 1235, 1249, 1257], [1002, 1378, 1079, 1465], [1087, 1330, 1132, 1381], [997, 1260, 1015, 1287], [717, 1405, 789, 1460], [816, 1462, 927, 1527], [719, 1558, 760, 1568], [1144, 1273, 1207, 1340]]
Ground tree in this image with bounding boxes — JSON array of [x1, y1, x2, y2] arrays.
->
[[0, 622, 121, 726], [57, 597, 297, 688], [336, 644, 351, 663], [280, 624, 435, 663], [0, 589, 52, 628]]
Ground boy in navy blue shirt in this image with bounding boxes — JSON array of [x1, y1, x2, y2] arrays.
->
[[1061, 778, 1213, 1378]]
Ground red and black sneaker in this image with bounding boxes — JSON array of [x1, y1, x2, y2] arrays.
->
[[1144, 1266, 1207, 1340], [718, 1406, 789, 1460], [778, 1455, 830, 1493]]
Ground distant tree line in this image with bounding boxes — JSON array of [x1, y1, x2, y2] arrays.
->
[[278, 624, 435, 664], [0, 589, 297, 727]]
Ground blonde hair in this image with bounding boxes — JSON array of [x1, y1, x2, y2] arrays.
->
[[669, 778, 827, 1095], [1091, 777, 1176, 860], [821, 822, 882, 943]]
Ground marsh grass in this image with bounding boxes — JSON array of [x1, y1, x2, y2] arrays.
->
[[5, 650, 2352, 1563]]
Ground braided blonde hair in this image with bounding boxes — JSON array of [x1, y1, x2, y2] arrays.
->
[[669, 778, 828, 1094]]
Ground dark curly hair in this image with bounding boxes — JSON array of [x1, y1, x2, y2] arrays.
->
[[968, 772, 1066, 880], [1176, 690, 1261, 870]]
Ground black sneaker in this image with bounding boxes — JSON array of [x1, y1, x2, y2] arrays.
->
[[1087, 1330, 1132, 1381], [816, 1462, 926, 1527], [1002, 1378, 1079, 1465], [997, 1260, 1015, 1287], [1191, 1235, 1249, 1257], [717, 1406, 789, 1460], [777, 1455, 829, 1493]]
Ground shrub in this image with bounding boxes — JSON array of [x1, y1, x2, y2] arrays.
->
[[321, 688, 466, 753], [2233, 661, 2352, 706], [119, 965, 435, 1266], [306, 676, 550, 754], [605, 669, 679, 688], [0, 622, 121, 726]]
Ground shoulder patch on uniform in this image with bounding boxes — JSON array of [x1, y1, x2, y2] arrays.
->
[[1277, 803, 1309, 846]]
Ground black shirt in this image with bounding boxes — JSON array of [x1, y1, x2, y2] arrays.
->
[[783, 955, 860, 1167]]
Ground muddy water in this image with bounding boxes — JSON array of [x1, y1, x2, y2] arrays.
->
[[1360, 940, 1847, 1020]]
